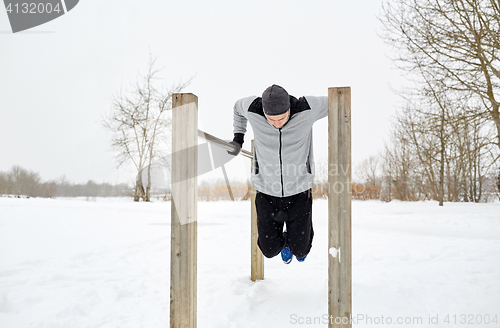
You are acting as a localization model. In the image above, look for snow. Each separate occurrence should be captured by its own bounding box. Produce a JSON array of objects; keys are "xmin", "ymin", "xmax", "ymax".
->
[
  {"xmin": 329, "ymin": 247, "xmax": 339, "ymax": 262},
  {"xmin": 1, "ymin": 197, "xmax": 499, "ymax": 327}
]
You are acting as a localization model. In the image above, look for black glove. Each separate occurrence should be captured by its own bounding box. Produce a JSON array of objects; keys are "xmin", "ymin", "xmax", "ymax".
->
[
  {"xmin": 227, "ymin": 141, "xmax": 242, "ymax": 156},
  {"xmin": 227, "ymin": 133, "xmax": 244, "ymax": 156}
]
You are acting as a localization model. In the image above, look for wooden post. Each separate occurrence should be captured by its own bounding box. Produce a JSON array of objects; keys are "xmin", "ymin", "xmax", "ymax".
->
[
  {"xmin": 328, "ymin": 87, "xmax": 352, "ymax": 328},
  {"xmin": 250, "ymin": 140, "xmax": 264, "ymax": 281},
  {"xmin": 170, "ymin": 93, "xmax": 198, "ymax": 328}
]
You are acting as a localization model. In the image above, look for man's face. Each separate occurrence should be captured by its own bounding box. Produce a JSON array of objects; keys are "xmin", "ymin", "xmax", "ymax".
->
[{"xmin": 265, "ymin": 110, "xmax": 290, "ymax": 129}]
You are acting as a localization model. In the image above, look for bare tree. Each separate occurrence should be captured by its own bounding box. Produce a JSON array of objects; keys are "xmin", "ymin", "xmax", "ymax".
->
[
  {"xmin": 103, "ymin": 55, "xmax": 191, "ymax": 201},
  {"xmin": 9, "ymin": 165, "xmax": 41, "ymax": 197},
  {"xmin": 0, "ymin": 171, "xmax": 12, "ymax": 195},
  {"xmin": 496, "ymin": 166, "xmax": 500, "ymax": 197},
  {"xmin": 355, "ymin": 155, "xmax": 380, "ymax": 187},
  {"xmin": 380, "ymin": 0, "xmax": 500, "ymax": 152},
  {"xmin": 354, "ymin": 155, "xmax": 382, "ymax": 200},
  {"xmin": 396, "ymin": 79, "xmax": 456, "ymax": 205},
  {"xmin": 380, "ymin": 143, "xmax": 396, "ymax": 202},
  {"xmin": 379, "ymin": 127, "xmax": 418, "ymax": 202}
]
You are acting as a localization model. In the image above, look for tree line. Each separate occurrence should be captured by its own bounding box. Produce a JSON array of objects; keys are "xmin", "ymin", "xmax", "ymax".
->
[
  {"xmin": 352, "ymin": 120, "xmax": 500, "ymax": 203},
  {"xmin": 0, "ymin": 165, "xmax": 131, "ymax": 198}
]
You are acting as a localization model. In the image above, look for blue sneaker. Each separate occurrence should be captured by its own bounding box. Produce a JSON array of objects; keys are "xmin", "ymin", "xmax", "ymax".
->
[
  {"xmin": 296, "ymin": 254, "xmax": 307, "ymax": 262},
  {"xmin": 281, "ymin": 246, "xmax": 293, "ymax": 264}
]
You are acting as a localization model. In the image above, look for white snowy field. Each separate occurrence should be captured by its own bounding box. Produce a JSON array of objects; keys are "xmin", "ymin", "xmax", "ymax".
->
[{"xmin": 0, "ymin": 197, "xmax": 499, "ymax": 328}]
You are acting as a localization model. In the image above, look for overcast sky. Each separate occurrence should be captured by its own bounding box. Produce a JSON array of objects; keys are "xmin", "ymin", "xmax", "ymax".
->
[{"xmin": 0, "ymin": 0, "xmax": 406, "ymax": 185}]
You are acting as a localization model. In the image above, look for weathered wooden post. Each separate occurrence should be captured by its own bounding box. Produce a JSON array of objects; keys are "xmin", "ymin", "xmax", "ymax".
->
[
  {"xmin": 170, "ymin": 93, "xmax": 198, "ymax": 328},
  {"xmin": 250, "ymin": 140, "xmax": 264, "ymax": 281},
  {"xmin": 328, "ymin": 87, "xmax": 352, "ymax": 328}
]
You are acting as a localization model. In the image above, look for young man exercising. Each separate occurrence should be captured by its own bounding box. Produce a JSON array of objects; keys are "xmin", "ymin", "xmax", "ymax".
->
[{"xmin": 229, "ymin": 84, "xmax": 328, "ymax": 264}]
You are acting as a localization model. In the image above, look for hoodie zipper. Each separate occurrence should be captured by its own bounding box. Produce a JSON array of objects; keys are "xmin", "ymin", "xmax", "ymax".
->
[{"xmin": 279, "ymin": 128, "xmax": 284, "ymax": 197}]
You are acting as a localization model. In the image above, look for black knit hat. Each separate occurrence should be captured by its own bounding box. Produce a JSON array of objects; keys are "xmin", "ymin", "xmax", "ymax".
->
[{"xmin": 262, "ymin": 84, "xmax": 290, "ymax": 115}]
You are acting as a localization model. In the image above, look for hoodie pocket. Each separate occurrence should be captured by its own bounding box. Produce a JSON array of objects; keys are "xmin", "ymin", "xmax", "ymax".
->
[{"xmin": 253, "ymin": 151, "xmax": 259, "ymax": 175}]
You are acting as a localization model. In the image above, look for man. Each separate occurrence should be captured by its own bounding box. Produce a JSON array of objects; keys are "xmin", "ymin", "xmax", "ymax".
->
[{"xmin": 229, "ymin": 84, "xmax": 328, "ymax": 264}]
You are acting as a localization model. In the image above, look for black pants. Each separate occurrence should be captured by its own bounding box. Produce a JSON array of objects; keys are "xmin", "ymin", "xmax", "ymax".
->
[{"xmin": 255, "ymin": 189, "xmax": 314, "ymax": 259}]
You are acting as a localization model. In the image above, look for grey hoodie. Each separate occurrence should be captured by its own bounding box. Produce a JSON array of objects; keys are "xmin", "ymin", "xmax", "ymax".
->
[{"xmin": 233, "ymin": 95, "xmax": 328, "ymax": 197}]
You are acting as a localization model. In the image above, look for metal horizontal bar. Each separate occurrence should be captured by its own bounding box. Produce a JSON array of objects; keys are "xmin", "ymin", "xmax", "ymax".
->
[{"xmin": 198, "ymin": 129, "xmax": 253, "ymax": 160}]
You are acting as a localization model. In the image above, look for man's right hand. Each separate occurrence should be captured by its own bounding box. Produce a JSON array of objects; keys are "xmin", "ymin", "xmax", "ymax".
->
[{"xmin": 227, "ymin": 141, "xmax": 242, "ymax": 156}]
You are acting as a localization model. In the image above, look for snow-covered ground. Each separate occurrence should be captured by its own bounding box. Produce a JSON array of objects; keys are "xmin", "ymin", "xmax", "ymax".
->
[{"xmin": 0, "ymin": 197, "xmax": 499, "ymax": 327}]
